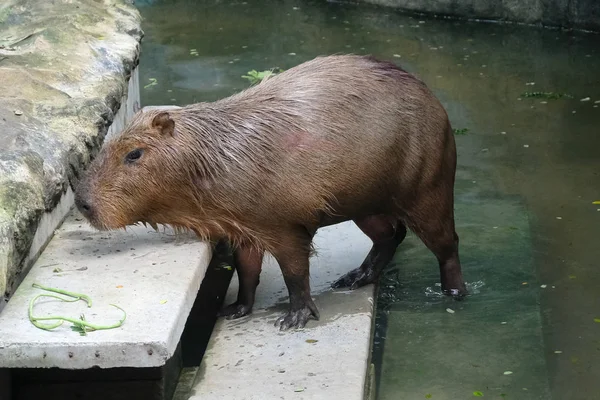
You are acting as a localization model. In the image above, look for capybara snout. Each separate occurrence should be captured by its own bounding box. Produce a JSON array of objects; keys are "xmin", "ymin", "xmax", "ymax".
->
[{"xmin": 76, "ymin": 54, "xmax": 466, "ymax": 330}]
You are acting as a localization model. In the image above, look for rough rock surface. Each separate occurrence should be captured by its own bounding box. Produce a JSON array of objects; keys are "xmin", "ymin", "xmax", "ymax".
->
[
  {"xmin": 0, "ymin": 0, "xmax": 142, "ymax": 306},
  {"xmin": 357, "ymin": 0, "xmax": 600, "ymax": 31}
]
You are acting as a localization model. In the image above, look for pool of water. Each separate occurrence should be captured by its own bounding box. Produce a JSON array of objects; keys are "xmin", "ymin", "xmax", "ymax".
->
[{"xmin": 136, "ymin": 1, "xmax": 600, "ymax": 398}]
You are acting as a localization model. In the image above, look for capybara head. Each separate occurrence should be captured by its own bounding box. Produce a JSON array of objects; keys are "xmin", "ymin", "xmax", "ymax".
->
[{"xmin": 75, "ymin": 109, "xmax": 196, "ymax": 231}]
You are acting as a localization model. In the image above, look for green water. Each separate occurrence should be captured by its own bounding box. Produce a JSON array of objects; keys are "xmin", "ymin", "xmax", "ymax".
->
[{"xmin": 136, "ymin": 1, "xmax": 600, "ymax": 399}]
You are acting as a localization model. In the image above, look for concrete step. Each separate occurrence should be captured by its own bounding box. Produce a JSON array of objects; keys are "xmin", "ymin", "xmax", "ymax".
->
[
  {"xmin": 184, "ymin": 221, "xmax": 377, "ymax": 400},
  {"xmin": 0, "ymin": 209, "xmax": 212, "ymax": 398}
]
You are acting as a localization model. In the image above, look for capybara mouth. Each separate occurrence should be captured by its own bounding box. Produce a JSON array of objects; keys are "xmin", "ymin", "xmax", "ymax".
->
[{"xmin": 76, "ymin": 212, "xmax": 110, "ymax": 231}]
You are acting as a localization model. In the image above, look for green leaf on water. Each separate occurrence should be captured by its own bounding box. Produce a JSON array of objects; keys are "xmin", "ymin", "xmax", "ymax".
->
[
  {"xmin": 453, "ymin": 128, "xmax": 469, "ymax": 135},
  {"xmin": 144, "ymin": 78, "xmax": 158, "ymax": 89},
  {"xmin": 521, "ymin": 91, "xmax": 573, "ymax": 100},
  {"xmin": 242, "ymin": 68, "xmax": 284, "ymax": 85},
  {"xmin": 594, "ymin": 318, "xmax": 600, "ymax": 323},
  {"xmin": 473, "ymin": 391, "xmax": 484, "ymax": 397},
  {"xmin": 425, "ymin": 394, "xmax": 432, "ymax": 399}
]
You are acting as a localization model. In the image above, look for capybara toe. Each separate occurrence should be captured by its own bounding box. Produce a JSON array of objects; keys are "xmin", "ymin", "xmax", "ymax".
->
[
  {"xmin": 331, "ymin": 267, "xmax": 375, "ymax": 290},
  {"xmin": 218, "ymin": 302, "xmax": 252, "ymax": 319},
  {"xmin": 275, "ymin": 307, "xmax": 319, "ymax": 330}
]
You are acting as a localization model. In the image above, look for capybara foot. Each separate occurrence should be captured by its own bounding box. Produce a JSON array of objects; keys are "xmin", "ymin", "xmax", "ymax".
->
[
  {"xmin": 331, "ymin": 267, "xmax": 374, "ymax": 290},
  {"xmin": 275, "ymin": 303, "xmax": 320, "ymax": 330},
  {"xmin": 442, "ymin": 281, "xmax": 468, "ymax": 300},
  {"xmin": 218, "ymin": 302, "xmax": 252, "ymax": 320}
]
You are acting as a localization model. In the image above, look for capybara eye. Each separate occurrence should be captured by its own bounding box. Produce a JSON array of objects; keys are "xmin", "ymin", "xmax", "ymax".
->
[{"xmin": 125, "ymin": 149, "xmax": 143, "ymax": 164}]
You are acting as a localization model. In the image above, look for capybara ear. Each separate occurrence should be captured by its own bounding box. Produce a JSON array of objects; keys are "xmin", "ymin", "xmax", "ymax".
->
[{"xmin": 151, "ymin": 112, "xmax": 175, "ymax": 137}]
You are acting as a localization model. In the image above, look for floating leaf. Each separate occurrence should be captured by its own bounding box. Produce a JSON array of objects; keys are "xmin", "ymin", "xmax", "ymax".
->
[
  {"xmin": 521, "ymin": 91, "xmax": 572, "ymax": 100},
  {"xmin": 144, "ymin": 78, "xmax": 158, "ymax": 89},
  {"xmin": 503, "ymin": 371, "xmax": 513, "ymax": 375},
  {"xmin": 594, "ymin": 318, "xmax": 600, "ymax": 323},
  {"xmin": 473, "ymin": 391, "xmax": 484, "ymax": 397},
  {"xmin": 453, "ymin": 128, "xmax": 469, "ymax": 135},
  {"xmin": 425, "ymin": 394, "xmax": 432, "ymax": 399},
  {"xmin": 592, "ymin": 201, "xmax": 600, "ymax": 205},
  {"xmin": 446, "ymin": 308, "xmax": 455, "ymax": 314},
  {"xmin": 294, "ymin": 388, "xmax": 304, "ymax": 392},
  {"xmin": 242, "ymin": 68, "xmax": 284, "ymax": 85}
]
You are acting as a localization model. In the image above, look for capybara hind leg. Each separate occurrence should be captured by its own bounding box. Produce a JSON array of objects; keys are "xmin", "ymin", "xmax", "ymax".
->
[
  {"xmin": 408, "ymin": 201, "xmax": 467, "ymax": 297},
  {"xmin": 218, "ymin": 245, "xmax": 264, "ymax": 319},
  {"xmin": 272, "ymin": 233, "xmax": 319, "ymax": 330},
  {"xmin": 332, "ymin": 215, "xmax": 407, "ymax": 290}
]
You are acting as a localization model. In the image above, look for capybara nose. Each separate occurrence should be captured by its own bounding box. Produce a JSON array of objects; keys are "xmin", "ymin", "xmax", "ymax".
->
[{"xmin": 74, "ymin": 196, "xmax": 94, "ymax": 220}]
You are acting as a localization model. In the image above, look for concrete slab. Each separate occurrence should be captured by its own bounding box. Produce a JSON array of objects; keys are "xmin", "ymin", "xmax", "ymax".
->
[
  {"xmin": 190, "ymin": 221, "xmax": 375, "ymax": 400},
  {"xmin": 0, "ymin": 209, "xmax": 212, "ymax": 370}
]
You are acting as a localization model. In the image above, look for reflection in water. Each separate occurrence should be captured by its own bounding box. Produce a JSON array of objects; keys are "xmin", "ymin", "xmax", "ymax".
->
[{"xmin": 137, "ymin": 1, "xmax": 600, "ymax": 399}]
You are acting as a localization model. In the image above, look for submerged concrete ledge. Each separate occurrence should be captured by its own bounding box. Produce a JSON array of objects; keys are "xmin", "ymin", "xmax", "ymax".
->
[{"xmin": 0, "ymin": 0, "xmax": 143, "ymax": 308}]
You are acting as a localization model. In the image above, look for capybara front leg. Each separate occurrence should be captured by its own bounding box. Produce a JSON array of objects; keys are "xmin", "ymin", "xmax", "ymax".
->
[
  {"xmin": 332, "ymin": 215, "xmax": 406, "ymax": 290},
  {"xmin": 272, "ymin": 234, "xmax": 319, "ymax": 330},
  {"xmin": 218, "ymin": 245, "xmax": 264, "ymax": 319}
]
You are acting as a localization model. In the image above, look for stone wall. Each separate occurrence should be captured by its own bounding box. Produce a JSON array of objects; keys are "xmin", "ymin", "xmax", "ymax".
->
[
  {"xmin": 355, "ymin": 0, "xmax": 600, "ymax": 31},
  {"xmin": 0, "ymin": 0, "xmax": 143, "ymax": 308}
]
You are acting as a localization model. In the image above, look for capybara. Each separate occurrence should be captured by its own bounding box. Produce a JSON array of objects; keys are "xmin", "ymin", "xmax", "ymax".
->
[{"xmin": 74, "ymin": 54, "xmax": 466, "ymax": 330}]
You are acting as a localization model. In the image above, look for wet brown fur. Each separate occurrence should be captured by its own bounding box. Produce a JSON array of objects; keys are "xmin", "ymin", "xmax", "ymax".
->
[{"xmin": 75, "ymin": 54, "xmax": 465, "ymax": 329}]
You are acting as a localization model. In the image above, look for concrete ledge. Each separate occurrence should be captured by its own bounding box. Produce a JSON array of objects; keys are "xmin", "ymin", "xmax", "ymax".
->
[
  {"xmin": 190, "ymin": 221, "xmax": 375, "ymax": 400},
  {"xmin": 0, "ymin": 210, "xmax": 212, "ymax": 370}
]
